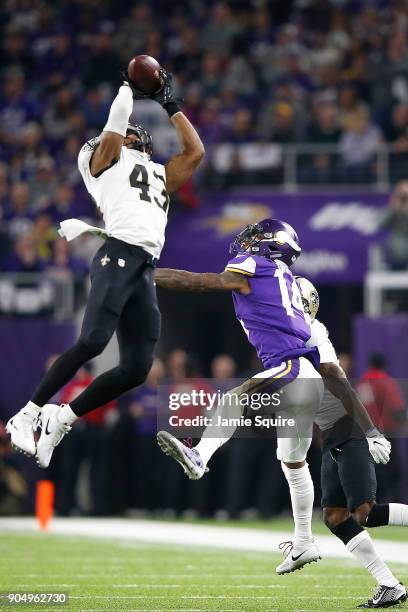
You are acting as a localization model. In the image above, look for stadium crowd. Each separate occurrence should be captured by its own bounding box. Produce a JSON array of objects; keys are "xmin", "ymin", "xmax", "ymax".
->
[{"xmin": 1, "ymin": 0, "xmax": 408, "ymax": 277}]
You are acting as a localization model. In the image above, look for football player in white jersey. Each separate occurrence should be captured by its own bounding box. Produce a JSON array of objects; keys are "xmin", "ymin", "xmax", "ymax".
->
[
  {"xmin": 281, "ymin": 278, "xmax": 407, "ymax": 608},
  {"xmin": 6, "ymin": 69, "xmax": 204, "ymax": 468}
]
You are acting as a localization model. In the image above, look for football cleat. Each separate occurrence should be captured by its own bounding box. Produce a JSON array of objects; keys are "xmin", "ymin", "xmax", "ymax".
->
[
  {"xmin": 276, "ymin": 540, "xmax": 321, "ymax": 575},
  {"xmin": 157, "ymin": 431, "xmax": 208, "ymax": 480},
  {"xmin": 358, "ymin": 583, "xmax": 407, "ymax": 608},
  {"xmin": 6, "ymin": 409, "xmax": 38, "ymax": 456},
  {"xmin": 36, "ymin": 404, "xmax": 71, "ymax": 469}
]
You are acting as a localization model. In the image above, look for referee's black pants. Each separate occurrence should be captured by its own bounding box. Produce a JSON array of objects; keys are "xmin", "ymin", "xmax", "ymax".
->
[{"xmin": 31, "ymin": 238, "xmax": 161, "ymax": 416}]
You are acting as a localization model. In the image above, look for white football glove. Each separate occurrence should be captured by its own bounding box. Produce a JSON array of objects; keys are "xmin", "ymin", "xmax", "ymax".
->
[{"xmin": 367, "ymin": 434, "xmax": 391, "ymax": 464}]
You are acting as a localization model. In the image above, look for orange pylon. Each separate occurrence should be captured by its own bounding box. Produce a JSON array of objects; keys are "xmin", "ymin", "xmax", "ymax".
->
[{"xmin": 35, "ymin": 480, "xmax": 55, "ymax": 530}]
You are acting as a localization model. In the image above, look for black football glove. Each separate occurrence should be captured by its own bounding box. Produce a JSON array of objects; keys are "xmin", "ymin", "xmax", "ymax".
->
[
  {"xmin": 150, "ymin": 69, "xmax": 181, "ymax": 117},
  {"xmin": 121, "ymin": 70, "xmax": 149, "ymax": 101}
]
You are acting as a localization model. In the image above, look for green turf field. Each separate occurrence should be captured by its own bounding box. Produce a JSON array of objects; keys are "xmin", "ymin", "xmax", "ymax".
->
[
  {"xmin": 1, "ymin": 532, "xmax": 408, "ymax": 612},
  {"xmin": 165, "ymin": 516, "xmax": 408, "ymax": 542}
]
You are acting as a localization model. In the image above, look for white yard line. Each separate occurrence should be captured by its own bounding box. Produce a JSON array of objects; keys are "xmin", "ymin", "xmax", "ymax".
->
[{"xmin": 1, "ymin": 517, "xmax": 407, "ymax": 565}]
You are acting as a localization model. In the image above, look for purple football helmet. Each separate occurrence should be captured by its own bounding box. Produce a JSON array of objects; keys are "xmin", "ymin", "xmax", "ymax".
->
[{"xmin": 229, "ymin": 218, "xmax": 301, "ymax": 267}]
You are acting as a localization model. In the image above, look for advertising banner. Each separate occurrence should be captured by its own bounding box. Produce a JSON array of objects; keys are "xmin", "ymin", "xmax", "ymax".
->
[{"xmin": 160, "ymin": 191, "xmax": 388, "ymax": 283}]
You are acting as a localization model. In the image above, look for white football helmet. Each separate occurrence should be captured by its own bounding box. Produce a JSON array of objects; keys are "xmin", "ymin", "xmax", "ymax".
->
[{"xmin": 295, "ymin": 276, "xmax": 319, "ymax": 321}]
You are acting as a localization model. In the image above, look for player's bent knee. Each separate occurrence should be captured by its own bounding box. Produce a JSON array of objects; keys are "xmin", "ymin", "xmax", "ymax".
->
[
  {"xmin": 323, "ymin": 507, "xmax": 349, "ymax": 530},
  {"xmin": 78, "ymin": 331, "xmax": 111, "ymax": 358},
  {"xmin": 277, "ymin": 436, "xmax": 311, "ymax": 464},
  {"xmin": 351, "ymin": 502, "xmax": 374, "ymax": 526},
  {"xmin": 71, "ymin": 338, "xmax": 104, "ymax": 361},
  {"xmin": 120, "ymin": 360, "xmax": 152, "ymax": 389}
]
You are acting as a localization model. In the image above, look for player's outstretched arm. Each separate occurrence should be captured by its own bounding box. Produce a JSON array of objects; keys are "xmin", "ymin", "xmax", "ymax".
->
[
  {"xmin": 318, "ymin": 362, "xmax": 376, "ymax": 433},
  {"xmin": 155, "ymin": 268, "xmax": 250, "ymax": 294},
  {"xmin": 90, "ymin": 84, "xmax": 133, "ymax": 177},
  {"xmin": 165, "ymin": 113, "xmax": 205, "ymax": 193},
  {"xmin": 149, "ymin": 70, "xmax": 204, "ymax": 192}
]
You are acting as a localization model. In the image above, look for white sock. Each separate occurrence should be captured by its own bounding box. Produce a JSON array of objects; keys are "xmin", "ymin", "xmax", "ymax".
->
[
  {"xmin": 57, "ymin": 404, "xmax": 77, "ymax": 426},
  {"xmin": 389, "ymin": 503, "xmax": 408, "ymax": 527},
  {"xmin": 22, "ymin": 401, "xmax": 41, "ymax": 416},
  {"xmin": 281, "ymin": 461, "xmax": 314, "ymax": 547},
  {"xmin": 195, "ymin": 436, "xmax": 229, "ymax": 465},
  {"xmin": 195, "ymin": 387, "xmax": 244, "ymax": 466},
  {"xmin": 347, "ymin": 531, "xmax": 399, "ymax": 588}
]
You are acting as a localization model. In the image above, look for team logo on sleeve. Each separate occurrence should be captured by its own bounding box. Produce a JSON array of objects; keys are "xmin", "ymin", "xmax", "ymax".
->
[{"xmin": 101, "ymin": 254, "xmax": 110, "ymax": 266}]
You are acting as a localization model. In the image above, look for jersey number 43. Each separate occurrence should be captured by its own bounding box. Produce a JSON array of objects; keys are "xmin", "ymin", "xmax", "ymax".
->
[{"xmin": 130, "ymin": 163, "xmax": 169, "ymax": 213}]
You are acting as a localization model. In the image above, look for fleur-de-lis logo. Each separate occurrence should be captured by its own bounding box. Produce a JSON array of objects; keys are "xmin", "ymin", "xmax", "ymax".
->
[{"xmin": 101, "ymin": 254, "xmax": 110, "ymax": 267}]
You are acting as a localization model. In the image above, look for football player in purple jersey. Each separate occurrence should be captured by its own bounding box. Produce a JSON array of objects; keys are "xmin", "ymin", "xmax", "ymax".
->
[{"xmin": 155, "ymin": 218, "xmax": 382, "ymax": 573}]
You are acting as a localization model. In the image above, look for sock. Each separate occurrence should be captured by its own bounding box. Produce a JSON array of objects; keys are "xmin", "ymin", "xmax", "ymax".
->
[
  {"xmin": 57, "ymin": 404, "xmax": 77, "ymax": 426},
  {"xmin": 367, "ymin": 503, "xmax": 408, "ymax": 527},
  {"xmin": 281, "ymin": 462, "xmax": 314, "ymax": 547},
  {"xmin": 195, "ymin": 387, "xmax": 244, "ymax": 465},
  {"xmin": 346, "ymin": 530, "xmax": 399, "ymax": 588},
  {"xmin": 366, "ymin": 504, "xmax": 389, "ymax": 527},
  {"xmin": 195, "ymin": 437, "xmax": 229, "ymax": 465},
  {"xmin": 331, "ymin": 516, "xmax": 363, "ymax": 544},
  {"xmin": 22, "ymin": 401, "xmax": 41, "ymax": 416},
  {"xmin": 389, "ymin": 503, "xmax": 408, "ymax": 527}
]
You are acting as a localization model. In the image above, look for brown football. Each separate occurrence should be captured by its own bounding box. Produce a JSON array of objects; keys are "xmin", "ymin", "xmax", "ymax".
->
[{"xmin": 127, "ymin": 55, "xmax": 162, "ymax": 94}]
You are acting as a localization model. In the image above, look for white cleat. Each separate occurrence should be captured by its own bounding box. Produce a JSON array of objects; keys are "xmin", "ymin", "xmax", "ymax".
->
[
  {"xmin": 157, "ymin": 431, "xmax": 208, "ymax": 480},
  {"xmin": 36, "ymin": 404, "xmax": 71, "ymax": 469},
  {"xmin": 276, "ymin": 540, "xmax": 321, "ymax": 575},
  {"xmin": 6, "ymin": 409, "xmax": 38, "ymax": 456}
]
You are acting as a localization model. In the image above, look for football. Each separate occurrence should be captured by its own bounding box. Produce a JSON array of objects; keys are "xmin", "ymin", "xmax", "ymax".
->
[{"xmin": 127, "ymin": 54, "xmax": 163, "ymax": 94}]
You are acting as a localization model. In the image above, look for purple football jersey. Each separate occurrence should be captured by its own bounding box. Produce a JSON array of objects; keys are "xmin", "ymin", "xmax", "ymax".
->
[{"xmin": 226, "ymin": 255, "xmax": 319, "ymax": 369}]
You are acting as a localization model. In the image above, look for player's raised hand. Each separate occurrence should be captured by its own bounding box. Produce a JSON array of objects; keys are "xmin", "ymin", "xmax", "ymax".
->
[
  {"xmin": 367, "ymin": 432, "xmax": 391, "ymax": 464},
  {"xmin": 150, "ymin": 69, "xmax": 174, "ymax": 105},
  {"xmin": 150, "ymin": 69, "xmax": 181, "ymax": 117},
  {"xmin": 121, "ymin": 70, "xmax": 149, "ymax": 100}
]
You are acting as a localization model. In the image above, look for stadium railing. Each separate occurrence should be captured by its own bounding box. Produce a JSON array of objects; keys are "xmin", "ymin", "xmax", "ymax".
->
[
  {"xmin": 210, "ymin": 143, "xmax": 405, "ymax": 189},
  {"xmin": 0, "ymin": 273, "xmax": 74, "ymax": 319}
]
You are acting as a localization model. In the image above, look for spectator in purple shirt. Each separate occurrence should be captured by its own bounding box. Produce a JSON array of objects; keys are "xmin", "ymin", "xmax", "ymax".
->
[
  {"xmin": 44, "ymin": 184, "xmax": 94, "ymax": 224},
  {"xmin": 1, "ymin": 233, "xmax": 45, "ymax": 273},
  {"xmin": 3, "ymin": 181, "xmax": 34, "ymax": 241},
  {"xmin": 0, "ymin": 69, "xmax": 38, "ymax": 147},
  {"xmin": 80, "ymin": 89, "xmax": 111, "ymax": 132},
  {"xmin": 35, "ymin": 32, "xmax": 77, "ymax": 91},
  {"xmin": 83, "ymin": 30, "xmax": 122, "ymax": 89},
  {"xmin": 45, "ymin": 236, "xmax": 88, "ymax": 279},
  {"xmin": 55, "ymin": 134, "xmax": 83, "ymax": 187},
  {"xmin": 339, "ymin": 104, "xmax": 382, "ymax": 182},
  {"xmin": 0, "ymin": 29, "xmax": 35, "ymax": 75},
  {"xmin": 222, "ymin": 109, "xmax": 257, "ymax": 144}
]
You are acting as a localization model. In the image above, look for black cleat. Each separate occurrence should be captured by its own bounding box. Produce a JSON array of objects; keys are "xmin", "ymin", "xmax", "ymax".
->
[{"xmin": 358, "ymin": 584, "xmax": 407, "ymax": 608}]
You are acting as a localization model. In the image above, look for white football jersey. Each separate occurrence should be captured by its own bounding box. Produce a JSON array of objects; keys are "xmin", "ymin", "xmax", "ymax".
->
[
  {"xmin": 78, "ymin": 139, "xmax": 169, "ymax": 259},
  {"xmin": 306, "ymin": 318, "xmax": 347, "ymax": 431}
]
